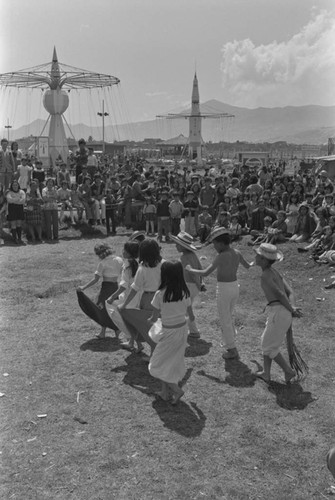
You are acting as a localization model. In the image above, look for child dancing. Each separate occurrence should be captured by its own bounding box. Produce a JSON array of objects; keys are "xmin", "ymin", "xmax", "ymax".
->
[
  {"xmin": 77, "ymin": 243, "xmax": 123, "ymax": 339},
  {"xmin": 148, "ymin": 261, "xmax": 195, "ymax": 404},
  {"xmin": 186, "ymin": 227, "xmax": 253, "ymax": 359},
  {"xmin": 171, "ymin": 231, "xmax": 203, "ymax": 338},
  {"xmin": 254, "ymin": 243, "xmax": 304, "ymax": 383},
  {"xmin": 106, "ymin": 241, "xmax": 142, "ymax": 351}
]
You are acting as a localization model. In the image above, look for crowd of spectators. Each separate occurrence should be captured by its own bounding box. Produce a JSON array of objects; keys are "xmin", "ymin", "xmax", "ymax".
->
[{"xmin": 1, "ymin": 137, "xmax": 335, "ymax": 262}]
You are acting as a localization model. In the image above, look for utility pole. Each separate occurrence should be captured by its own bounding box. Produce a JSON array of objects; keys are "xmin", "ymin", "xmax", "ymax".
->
[
  {"xmin": 97, "ymin": 100, "xmax": 109, "ymax": 154},
  {"xmin": 4, "ymin": 118, "xmax": 12, "ymax": 141}
]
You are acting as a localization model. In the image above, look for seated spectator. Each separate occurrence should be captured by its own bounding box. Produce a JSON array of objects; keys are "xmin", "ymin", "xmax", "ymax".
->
[
  {"xmin": 267, "ymin": 210, "xmax": 287, "ymax": 245},
  {"xmin": 289, "ymin": 202, "xmax": 316, "ymax": 243},
  {"xmin": 248, "ymin": 215, "xmax": 273, "ymax": 245},
  {"xmin": 70, "ymin": 183, "xmax": 84, "ymax": 222},
  {"xmin": 250, "ymin": 198, "xmax": 276, "ymax": 233},
  {"xmin": 229, "ymin": 213, "xmax": 242, "ymax": 241},
  {"xmin": 58, "ymin": 180, "xmax": 74, "ymax": 225},
  {"xmin": 197, "ymin": 205, "xmax": 213, "ymax": 243}
]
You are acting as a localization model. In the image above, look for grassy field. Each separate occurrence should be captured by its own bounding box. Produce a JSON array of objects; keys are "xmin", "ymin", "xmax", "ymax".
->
[{"xmin": 0, "ymin": 226, "xmax": 334, "ymax": 500}]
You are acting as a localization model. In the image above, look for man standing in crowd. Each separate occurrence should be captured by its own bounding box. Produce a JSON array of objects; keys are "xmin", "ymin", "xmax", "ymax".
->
[
  {"xmin": 0, "ymin": 138, "xmax": 16, "ymax": 189},
  {"xmin": 75, "ymin": 139, "xmax": 88, "ymax": 183}
]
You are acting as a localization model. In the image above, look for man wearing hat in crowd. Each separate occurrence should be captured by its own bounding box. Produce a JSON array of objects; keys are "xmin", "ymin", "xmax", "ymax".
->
[
  {"xmin": 253, "ymin": 243, "xmax": 302, "ymax": 383},
  {"xmin": 186, "ymin": 227, "xmax": 253, "ymax": 359}
]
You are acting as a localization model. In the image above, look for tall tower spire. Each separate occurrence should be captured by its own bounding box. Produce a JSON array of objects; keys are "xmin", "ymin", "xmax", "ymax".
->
[{"xmin": 189, "ymin": 72, "xmax": 202, "ymax": 164}]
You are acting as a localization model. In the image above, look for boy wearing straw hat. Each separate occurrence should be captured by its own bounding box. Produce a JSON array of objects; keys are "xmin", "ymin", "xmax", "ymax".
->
[
  {"xmin": 254, "ymin": 243, "xmax": 303, "ymax": 383},
  {"xmin": 186, "ymin": 227, "xmax": 253, "ymax": 359}
]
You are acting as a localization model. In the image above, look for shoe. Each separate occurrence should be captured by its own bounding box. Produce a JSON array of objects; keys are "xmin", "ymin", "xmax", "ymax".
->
[
  {"xmin": 96, "ymin": 220, "xmax": 101, "ymax": 225},
  {"xmin": 297, "ymin": 247, "xmax": 308, "ymax": 253},
  {"xmin": 325, "ymin": 282, "xmax": 335, "ymax": 290},
  {"xmin": 101, "ymin": 219, "xmax": 106, "ymax": 225},
  {"xmin": 222, "ymin": 348, "xmax": 239, "ymax": 360}
]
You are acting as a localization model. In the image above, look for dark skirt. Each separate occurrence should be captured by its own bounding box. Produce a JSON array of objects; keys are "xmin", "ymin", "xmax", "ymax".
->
[
  {"xmin": 76, "ymin": 281, "xmax": 119, "ymax": 330},
  {"xmin": 119, "ymin": 291, "xmax": 156, "ymax": 344},
  {"xmin": 7, "ymin": 203, "xmax": 24, "ymax": 221},
  {"xmin": 25, "ymin": 208, "xmax": 42, "ymax": 225}
]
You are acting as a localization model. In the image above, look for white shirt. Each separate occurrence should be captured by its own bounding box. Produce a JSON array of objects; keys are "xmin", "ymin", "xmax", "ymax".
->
[
  {"xmin": 95, "ymin": 255, "xmax": 123, "ymax": 280},
  {"xmin": 131, "ymin": 261, "xmax": 163, "ymax": 292},
  {"xmin": 151, "ymin": 290, "xmax": 191, "ymax": 326}
]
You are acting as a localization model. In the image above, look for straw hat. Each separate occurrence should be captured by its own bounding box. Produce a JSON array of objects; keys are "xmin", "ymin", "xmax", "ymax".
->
[
  {"xmin": 128, "ymin": 230, "xmax": 146, "ymax": 242},
  {"xmin": 209, "ymin": 227, "xmax": 231, "ymax": 242},
  {"xmin": 255, "ymin": 243, "xmax": 283, "ymax": 262},
  {"xmin": 327, "ymin": 447, "xmax": 335, "ymax": 478},
  {"xmin": 170, "ymin": 231, "xmax": 197, "ymax": 251}
]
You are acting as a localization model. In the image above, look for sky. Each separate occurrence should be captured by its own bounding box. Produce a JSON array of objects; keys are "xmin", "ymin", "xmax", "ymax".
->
[{"xmin": 0, "ymin": 0, "xmax": 335, "ymax": 136}]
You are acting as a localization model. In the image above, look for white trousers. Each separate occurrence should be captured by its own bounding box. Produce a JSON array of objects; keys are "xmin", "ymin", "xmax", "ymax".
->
[
  {"xmin": 216, "ymin": 281, "xmax": 239, "ymax": 350},
  {"xmin": 261, "ymin": 304, "xmax": 292, "ymax": 359},
  {"xmin": 187, "ymin": 282, "xmax": 200, "ymax": 334}
]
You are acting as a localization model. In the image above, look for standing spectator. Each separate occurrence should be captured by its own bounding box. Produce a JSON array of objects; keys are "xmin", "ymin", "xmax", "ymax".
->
[
  {"xmin": 78, "ymin": 177, "xmax": 95, "ymax": 224},
  {"xmin": 42, "ymin": 178, "xmax": 59, "ymax": 242},
  {"xmin": 200, "ymin": 177, "xmax": 216, "ymax": 215},
  {"xmin": 74, "ymin": 138, "xmax": 88, "ymax": 182},
  {"xmin": 105, "ymin": 189, "xmax": 117, "ymax": 236},
  {"xmin": 183, "ymin": 190, "xmax": 199, "ymax": 237},
  {"xmin": 169, "ymin": 191, "xmax": 184, "ymax": 236},
  {"xmin": 16, "ymin": 157, "xmax": 32, "ymax": 192},
  {"xmin": 0, "ymin": 183, "xmax": 7, "ymax": 245},
  {"xmin": 87, "ymin": 147, "xmax": 98, "ymax": 179},
  {"xmin": 56, "ymin": 162, "xmax": 71, "ymax": 188},
  {"xmin": 143, "ymin": 196, "xmax": 157, "ymax": 235},
  {"xmin": 11, "ymin": 141, "xmax": 22, "ymax": 169},
  {"xmin": 156, "ymin": 190, "xmax": 171, "ymax": 242},
  {"xmin": 32, "ymin": 161, "xmax": 46, "ymax": 193},
  {"xmin": 25, "ymin": 180, "xmax": 44, "ymax": 243},
  {"xmin": 6, "ymin": 179, "xmax": 26, "ymax": 244},
  {"xmin": 0, "ymin": 138, "xmax": 16, "ymax": 189},
  {"xmin": 91, "ymin": 173, "xmax": 106, "ymax": 225}
]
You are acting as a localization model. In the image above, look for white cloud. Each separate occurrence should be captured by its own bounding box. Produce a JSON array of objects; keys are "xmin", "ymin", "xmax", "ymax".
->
[{"xmin": 220, "ymin": 10, "xmax": 335, "ymax": 107}]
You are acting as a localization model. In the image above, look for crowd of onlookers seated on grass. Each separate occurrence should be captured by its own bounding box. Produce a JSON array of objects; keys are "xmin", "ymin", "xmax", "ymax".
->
[{"xmin": 1, "ymin": 138, "xmax": 335, "ymax": 268}]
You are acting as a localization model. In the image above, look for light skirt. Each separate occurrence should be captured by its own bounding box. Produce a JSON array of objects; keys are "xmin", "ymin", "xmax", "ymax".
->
[
  {"xmin": 261, "ymin": 304, "xmax": 292, "ymax": 359},
  {"xmin": 149, "ymin": 323, "xmax": 188, "ymax": 384}
]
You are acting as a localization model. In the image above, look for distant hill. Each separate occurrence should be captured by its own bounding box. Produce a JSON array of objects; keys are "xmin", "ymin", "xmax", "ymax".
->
[{"xmin": 11, "ymin": 101, "xmax": 335, "ymax": 145}]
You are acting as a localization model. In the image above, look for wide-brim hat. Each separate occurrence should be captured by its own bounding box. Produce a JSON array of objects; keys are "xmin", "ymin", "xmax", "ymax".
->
[
  {"xmin": 254, "ymin": 243, "xmax": 283, "ymax": 262},
  {"xmin": 209, "ymin": 227, "xmax": 231, "ymax": 242},
  {"xmin": 170, "ymin": 231, "xmax": 197, "ymax": 251},
  {"xmin": 128, "ymin": 230, "xmax": 146, "ymax": 242}
]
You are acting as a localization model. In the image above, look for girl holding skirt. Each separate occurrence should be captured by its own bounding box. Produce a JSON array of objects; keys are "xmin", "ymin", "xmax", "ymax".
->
[{"xmin": 148, "ymin": 261, "xmax": 195, "ymax": 404}]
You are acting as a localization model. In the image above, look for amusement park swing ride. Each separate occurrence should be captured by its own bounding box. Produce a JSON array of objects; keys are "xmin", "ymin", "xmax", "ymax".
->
[{"xmin": 0, "ymin": 47, "xmax": 123, "ymax": 165}]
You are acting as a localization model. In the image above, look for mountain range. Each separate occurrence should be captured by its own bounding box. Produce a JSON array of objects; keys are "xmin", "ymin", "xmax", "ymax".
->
[{"xmin": 11, "ymin": 100, "xmax": 335, "ymax": 145}]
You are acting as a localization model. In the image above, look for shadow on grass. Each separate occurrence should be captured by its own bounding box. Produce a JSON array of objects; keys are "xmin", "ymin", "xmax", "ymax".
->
[
  {"xmin": 152, "ymin": 400, "xmax": 206, "ymax": 437},
  {"xmin": 80, "ymin": 337, "xmax": 121, "ymax": 352},
  {"xmin": 267, "ymin": 381, "xmax": 315, "ymax": 410},
  {"xmin": 224, "ymin": 358, "xmax": 257, "ymax": 388},
  {"xmin": 185, "ymin": 338, "xmax": 212, "ymax": 358},
  {"xmin": 110, "ymin": 352, "xmax": 158, "ymax": 393}
]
